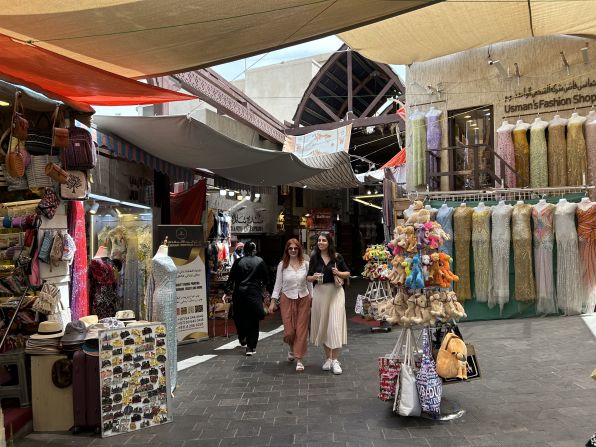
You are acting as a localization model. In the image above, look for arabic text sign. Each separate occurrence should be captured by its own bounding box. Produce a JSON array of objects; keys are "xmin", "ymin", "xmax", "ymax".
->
[
  {"xmin": 503, "ymin": 77, "xmax": 596, "ymax": 114},
  {"xmin": 283, "ymin": 124, "xmax": 352, "ymax": 158},
  {"xmin": 157, "ymin": 225, "xmax": 208, "ymax": 342},
  {"xmin": 232, "ymin": 208, "xmax": 266, "ymax": 234}
]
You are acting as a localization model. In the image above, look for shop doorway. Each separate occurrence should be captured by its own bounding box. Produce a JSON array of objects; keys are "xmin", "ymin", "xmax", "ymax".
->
[{"xmin": 447, "ymin": 105, "xmax": 494, "ymax": 190}]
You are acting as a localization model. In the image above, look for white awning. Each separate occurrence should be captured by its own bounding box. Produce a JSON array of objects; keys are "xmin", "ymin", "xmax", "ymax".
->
[
  {"xmin": 92, "ymin": 115, "xmax": 324, "ymax": 186},
  {"xmin": 340, "ymin": 0, "xmax": 596, "ymax": 65},
  {"xmin": 0, "ymin": 1, "xmax": 433, "ymax": 78},
  {"xmin": 288, "ymin": 152, "xmax": 362, "ymax": 190}
]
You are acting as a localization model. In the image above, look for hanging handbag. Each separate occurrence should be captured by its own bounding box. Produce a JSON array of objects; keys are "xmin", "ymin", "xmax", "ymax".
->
[
  {"xmin": 25, "ymin": 114, "xmax": 53, "ymax": 155},
  {"xmin": 36, "ymin": 188, "xmax": 61, "ymax": 220},
  {"xmin": 415, "ymin": 328, "xmax": 442, "ymax": 414},
  {"xmin": 5, "ymin": 138, "xmax": 26, "ymax": 178},
  {"xmin": 378, "ymin": 328, "xmax": 407, "ymax": 401},
  {"xmin": 26, "ymin": 155, "xmax": 61, "ymax": 188},
  {"xmin": 49, "ymin": 230, "xmax": 65, "ymax": 267},
  {"xmin": 396, "ymin": 329, "xmax": 421, "ymax": 417},
  {"xmin": 436, "ymin": 325, "xmax": 481, "ymax": 383},
  {"xmin": 60, "ymin": 170, "xmax": 89, "ymax": 200},
  {"xmin": 38, "ymin": 230, "xmax": 55, "ymax": 264},
  {"xmin": 32, "ymin": 281, "xmax": 61, "ymax": 315},
  {"xmin": 11, "ymin": 91, "xmax": 29, "ymax": 142},
  {"xmin": 435, "ymin": 332, "xmax": 468, "ymax": 380},
  {"xmin": 47, "ymin": 298, "xmax": 71, "ymax": 327},
  {"xmin": 62, "ymin": 126, "xmax": 96, "ymax": 170},
  {"xmin": 355, "ymin": 293, "xmax": 365, "ymax": 315},
  {"xmin": 51, "ymin": 106, "xmax": 69, "ymax": 148}
]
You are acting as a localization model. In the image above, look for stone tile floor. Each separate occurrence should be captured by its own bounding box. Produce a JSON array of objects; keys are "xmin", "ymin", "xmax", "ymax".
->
[{"xmin": 16, "ymin": 283, "xmax": 596, "ymax": 447}]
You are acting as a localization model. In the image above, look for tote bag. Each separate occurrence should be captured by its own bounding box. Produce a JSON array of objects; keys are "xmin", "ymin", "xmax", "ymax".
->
[{"xmin": 395, "ymin": 329, "xmax": 421, "ymax": 417}]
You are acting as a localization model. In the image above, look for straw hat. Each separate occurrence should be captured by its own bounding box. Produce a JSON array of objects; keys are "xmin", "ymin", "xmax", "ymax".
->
[
  {"xmin": 125, "ymin": 320, "xmax": 151, "ymax": 327},
  {"xmin": 30, "ymin": 321, "xmax": 65, "ymax": 339},
  {"xmin": 99, "ymin": 317, "xmax": 125, "ymax": 329},
  {"xmin": 115, "ymin": 310, "xmax": 136, "ymax": 322},
  {"xmin": 79, "ymin": 315, "xmax": 99, "ymax": 326},
  {"xmin": 85, "ymin": 323, "xmax": 107, "ymax": 340}
]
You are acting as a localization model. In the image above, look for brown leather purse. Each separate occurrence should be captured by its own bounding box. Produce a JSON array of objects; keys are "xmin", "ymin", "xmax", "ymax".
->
[
  {"xmin": 51, "ymin": 106, "xmax": 69, "ymax": 148},
  {"xmin": 11, "ymin": 91, "xmax": 28, "ymax": 141},
  {"xmin": 45, "ymin": 161, "xmax": 68, "ymax": 184}
]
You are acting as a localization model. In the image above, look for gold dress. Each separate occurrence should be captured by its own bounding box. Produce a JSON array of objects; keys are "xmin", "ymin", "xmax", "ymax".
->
[
  {"xmin": 453, "ymin": 206, "xmax": 474, "ymax": 301},
  {"xmin": 512, "ymin": 203, "xmax": 535, "ymax": 302},
  {"xmin": 513, "ymin": 127, "xmax": 530, "ymax": 187},
  {"xmin": 547, "ymin": 122, "xmax": 567, "ymax": 186},
  {"xmin": 472, "ymin": 208, "xmax": 492, "ymax": 303},
  {"xmin": 566, "ymin": 118, "xmax": 587, "ymax": 186}
]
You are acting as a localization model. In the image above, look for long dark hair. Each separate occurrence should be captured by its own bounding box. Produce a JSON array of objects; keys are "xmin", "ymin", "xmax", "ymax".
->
[
  {"xmin": 281, "ymin": 238, "xmax": 304, "ymax": 269},
  {"xmin": 243, "ymin": 241, "xmax": 257, "ymax": 256},
  {"xmin": 313, "ymin": 231, "xmax": 336, "ymax": 261}
]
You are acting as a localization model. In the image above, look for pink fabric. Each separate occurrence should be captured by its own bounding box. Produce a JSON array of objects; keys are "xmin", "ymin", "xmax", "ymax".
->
[
  {"xmin": 497, "ymin": 130, "xmax": 516, "ymax": 188},
  {"xmin": 68, "ymin": 201, "xmax": 89, "ymax": 319}
]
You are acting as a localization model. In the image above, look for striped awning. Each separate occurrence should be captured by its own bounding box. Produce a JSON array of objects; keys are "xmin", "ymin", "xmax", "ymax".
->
[
  {"xmin": 91, "ymin": 127, "xmax": 194, "ymax": 185},
  {"xmin": 289, "ymin": 152, "xmax": 362, "ymax": 190}
]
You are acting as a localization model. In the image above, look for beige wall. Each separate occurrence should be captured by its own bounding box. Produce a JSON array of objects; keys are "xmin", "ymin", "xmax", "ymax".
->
[{"xmin": 405, "ymin": 35, "xmax": 596, "ymax": 191}]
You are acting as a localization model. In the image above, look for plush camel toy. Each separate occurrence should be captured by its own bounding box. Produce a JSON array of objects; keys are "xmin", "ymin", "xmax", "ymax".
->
[
  {"xmin": 389, "ymin": 256, "xmax": 407, "ymax": 286},
  {"xmin": 405, "ymin": 200, "xmax": 431, "ymax": 225},
  {"xmin": 401, "ymin": 294, "xmax": 418, "ymax": 326},
  {"xmin": 405, "ymin": 255, "xmax": 425, "ymax": 290},
  {"xmin": 428, "ymin": 252, "xmax": 442, "ymax": 286},
  {"xmin": 429, "ymin": 292, "xmax": 445, "ymax": 319},
  {"xmin": 420, "ymin": 254, "xmax": 431, "ymax": 284},
  {"xmin": 438, "ymin": 252, "xmax": 459, "ymax": 288},
  {"xmin": 415, "ymin": 223, "xmax": 427, "ymax": 250},
  {"xmin": 404, "ymin": 226, "xmax": 417, "ymax": 253},
  {"xmin": 412, "ymin": 293, "xmax": 433, "ymax": 326},
  {"xmin": 446, "ymin": 291, "xmax": 467, "ymax": 319},
  {"xmin": 387, "ymin": 291, "xmax": 409, "ymax": 325}
]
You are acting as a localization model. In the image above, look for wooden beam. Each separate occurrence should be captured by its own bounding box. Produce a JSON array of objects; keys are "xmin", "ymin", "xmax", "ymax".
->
[
  {"xmin": 347, "ymin": 51, "xmax": 353, "ymax": 118},
  {"xmin": 338, "ymin": 70, "xmax": 377, "ymax": 117},
  {"xmin": 303, "ymin": 106, "xmax": 330, "ymax": 124},
  {"xmin": 309, "ymin": 94, "xmax": 340, "ymax": 121},
  {"xmin": 361, "ymin": 80, "xmax": 396, "ymax": 118},
  {"xmin": 285, "ymin": 114, "xmax": 404, "ymax": 136}
]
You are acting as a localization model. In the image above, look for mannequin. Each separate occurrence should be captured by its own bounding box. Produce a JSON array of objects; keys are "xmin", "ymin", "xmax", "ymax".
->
[
  {"xmin": 555, "ymin": 198, "xmax": 583, "ymax": 314},
  {"xmin": 94, "ymin": 245, "xmax": 108, "ymax": 258},
  {"xmin": 578, "ymin": 197, "xmax": 594, "ymax": 211},
  {"xmin": 516, "ymin": 200, "xmax": 524, "ymax": 205},
  {"xmin": 532, "ymin": 116, "xmax": 548, "ymax": 128},
  {"xmin": 513, "ymin": 120, "xmax": 531, "ymax": 187},
  {"xmin": 585, "ymin": 109, "xmax": 596, "ymax": 124},
  {"xmin": 410, "ymin": 105, "xmax": 427, "ymax": 187},
  {"xmin": 535, "ymin": 198, "xmax": 548, "ymax": 210},
  {"xmin": 424, "ymin": 204, "xmax": 438, "ymax": 221},
  {"xmin": 475, "ymin": 201, "xmax": 486, "ymax": 211},
  {"xmin": 453, "ymin": 203, "xmax": 474, "ymax": 300},
  {"xmin": 436, "ymin": 202, "xmax": 454, "ymax": 257},
  {"xmin": 497, "ymin": 120, "xmax": 514, "ymax": 132},
  {"xmin": 558, "ymin": 198, "xmax": 568, "ymax": 205},
  {"xmin": 548, "ymin": 114, "xmax": 569, "ymax": 186},
  {"xmin": 512, "ymin": 201, "xmax": 535, "ymax": 302},
  {"xmin": 530, "ymin": 117, "xmax": 548, "ymax": 187},
  {"xmin": 496, "ymin": 120, "xmax": 516, "ymax": 187},
  {"xmin": 570, "ymin": 111, "xmax": 580, "ymax": 120},
  {"xmin": 145, "ymin": 237, "xmax": 178, "ymax": 393},
  {"xmin": 472, "ymin": 201, "xmax": 492, "ymax": 303},
  {"xmin": 459, "ymin": 202, "xmax": 467, "ymax": 207},
  {"xmin": 532, "ymin": 199, "xmax": 556, "ymax": 314},
  {"xmin": 515, "ymin": 119, "xmax": 531, "ymax": 130},
  {"xmin": 576, "ymin": 195, "xmax": 596, "ymax": 314},
  {"xmin": 497, "ymin": 200, "xmax": 506, "ymax": 206},
  {"xmin": 440, "ymin": 203, "xmax": 449, "ymax": 209},
  {"xmin": 490, "ymin": 200, "xmax": 513, "ymax": 311}
]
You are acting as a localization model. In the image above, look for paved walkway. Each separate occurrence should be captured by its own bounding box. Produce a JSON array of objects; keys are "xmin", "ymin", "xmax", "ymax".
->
[{"xmin": 17, "ymin": 282, "xmax": 596, "ymax": 447}]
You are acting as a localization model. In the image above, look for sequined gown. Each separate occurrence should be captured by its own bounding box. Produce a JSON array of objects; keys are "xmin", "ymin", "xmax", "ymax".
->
[
  {"xmin": 490, "ymin": 204, "xmax": 513, "ymax": 310},
  {"xmin": 531, "ymin": 204, "xmax": 557, "ymax": 314},
  {"xmin": 576, "ymin": 204, "xmax": 596, "ymax": 313},
  {"xmin": 410, "ymin": 113, "xmax": 427, "ymax": 187},
  {"xmin": 586, "ymin": 120, "xmax": 596, "ymax": 201},
  {"xmin": 529, "ymin": 124, "xmax": 548, "ymax": 187},
  {"xmin": 566, "ymin": 117, "xmax": 587, "ymax": 186},
  {"xmin": 90, "ymin": 257, "xmax": 119, "ymax": 319},
  {"xmin": 512, "ymin": 204, "xmax": 535, "ymax": 302},
  {"xmin": 426, "ymin": 111, "xmax": 442, "ymax": 190},
  {"xmin": 453, "ymin": 206, "xmax": 473, "ymax": 300},
  {"xmin": 513, "ymin": 128, "xmax": 530, "ymax": 187},
  {"xmin": 436, "ymin": 206, "xmax": 454, "ymax": 258},
  {"xmin": 547, "ymin": 120, "xmax": 567, "ymax": 186},
  {"xmin": 146, "ymin": 254, "xmax": 178, "ymax": 392},
  {"xmin": 472, "ymin": 208, "xmax": 492, "ymax": 303},
  {"xmin": 554, "ymin": 201, "xmax": 583, "ymax": 314},
  {"xmin": 496, "ymin": 128, "xmax": 516, "ymax": 187}
]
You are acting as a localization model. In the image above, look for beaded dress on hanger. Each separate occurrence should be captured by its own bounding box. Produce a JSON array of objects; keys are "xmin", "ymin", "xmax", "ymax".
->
[
  {"xmin": 532, "ymin": 204, "xmax": 557, "ymax": 314},
  {"xmin": 547, "ymin": 121, "xmax": 567, "ymax": 186},
  {"xmin": 426, "ymin": 111, "xmax": 442, "ymax": 190},
  {"xmin": 576, "ymin": 204, "xmax": 596, "ymax": 313},
  {"xmin": 410, "ymin": 112, "xmax": 427, "ymax": 187},
  {"xmin": 554, "ymin": 201, "xmax": 583, "ymax": 314},
  {"xmin": 529, "ymin": 125, "xmax": 548, "ymax": 187},
  {"xmin": 453, "ymin": 206, "xmax": 473, "ymax": 300},
  {"xmin": 472, "ymin": 208, "xmax": 492, "ymax": 303},
  {"xmin": 146, "ymin": 254, "xmax": 178, "ymax": 393},
  {"xmin": 586, "ymin": 120, "xmax": 596, "ymax": 201},
  {"xmin": 512, "ymin": 203, "xmax": 535, "ymax": 302},
  {"xmin": 566, "ymin": 117, "xmax": 587, "ymax": 185},
  {"xmin": 436, "ymin": 206, "xmax": 454, "ymax": 258},
  {"xmin": 496, "ymin": 129, "xmax": 516, "ymax": 187},
  {"xmin": 513, "ymin": 128, "xmax": 530, "ymax": 187},
  {"xmin": 490, "ymin": 203, "xmax": 513, "ymax": 311}
]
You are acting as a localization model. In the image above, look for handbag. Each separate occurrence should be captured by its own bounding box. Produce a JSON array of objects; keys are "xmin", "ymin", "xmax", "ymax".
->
[
  {"xmin": 37, "ymin": 230, "xmax": 55, "ymax": 264},
  {"xmin": 354, "ymin": 293, "xmax": 365, "ymax": 315},
  {"xmin": 11, "ymin": 92, "xmax": 29, "ymax": 142},
  {"xmin": 378, "ymin": 328, "xmax": 407, "ymax": 401},
  {"xmin": 26, "ymin": 155, "xmax": 60, "ymax": 188},
  {"xmin": 36, "ymin": 188, "xmax": 61, "ymax": 219},
  {"xmin": 51, "ymin": 106, "xmax": 69, "ymax": 148},
  {"xmin": 62, "ymin": 126, "xmax": 96, "ymax": 170},
  {"xmin": 333, "ymin": 262, "xmax": 344, "ymax": 287},
  {"xmin": 32, "ymin": 281, "xmax": 61, "ymax": 315},
  {"xmin": 5, "ymin": 138, "xmax": 26, "ymax": 178},
  {"xmin": 438, "ymin": 325, "xmax": 480, "ymax": 382},
  {"xmin": 25, "ymin": 114, "xmax": 53, "ymax": 155},
  {"xmin": 436, "ymin": 332, "xmax": 468, "ymax": 380},
  {"xmin": 44, "ymin": 160, "xmax": 68, "ymax": 184},
  {"xmin": 415, "ymin": 328, "xmax": 442, "ymax": 414},
  {"xmin": 60, "ymin": 170, "xmax": 89, "ymax": 200},
  {"xmin": 47, "ymin": 298, "xmax": 71, "ymax": 327},
  {"xmin": 49, "ymin": 230, "xmax": 65, "ymax": 267},
  {"xmin": 396, "ymin": 329, "xmax": 421, "ymax": 417}
]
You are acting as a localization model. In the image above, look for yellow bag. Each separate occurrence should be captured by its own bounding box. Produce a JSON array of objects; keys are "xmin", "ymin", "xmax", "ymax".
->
[{"xmin": 435, "ymin": 332, "xmax": 468, "ymax": 380}]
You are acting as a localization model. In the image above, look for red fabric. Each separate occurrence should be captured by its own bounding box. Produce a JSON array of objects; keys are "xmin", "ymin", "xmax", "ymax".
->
[
  {"xmin": 397, "ymin": 107, "xmax": 407, "ymax": 120},
  {"xmin": 381, "ymin": 149, "xmax": 406, "ymax": 168},
  {"xmin": 170, "ymin": 179, "xmax": 206, "ymax": 225},
  {"xmin": 68, "ymin": 201, "xmax": 89, "ymax": 319},
  {"xmin": 0, "ymin": 34, "xmax": 195, "ymax": 109}
]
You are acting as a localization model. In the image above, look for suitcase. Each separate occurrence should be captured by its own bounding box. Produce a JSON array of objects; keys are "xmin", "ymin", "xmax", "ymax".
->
[{"xmin": 72, "ymin": 350, "xmax": 101, "ymax": 434}]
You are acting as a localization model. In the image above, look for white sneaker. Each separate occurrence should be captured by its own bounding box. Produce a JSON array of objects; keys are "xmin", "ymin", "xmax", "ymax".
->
[
  {"xmin": 287, "ymin": 351, "xmax": 295, "ymax": 362},
  {"xmin": 331, "ymin": 360, "xmax": 342, "ymax": 375},
  {"xmin": 322, "ymin": 358, "xmax": 333, "ymax": 371}
]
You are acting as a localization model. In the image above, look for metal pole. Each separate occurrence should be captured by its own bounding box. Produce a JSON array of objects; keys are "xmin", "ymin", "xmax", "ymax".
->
[{"xmin": 0, "ymin": 286, "xmax": 30, "ymax": 352}]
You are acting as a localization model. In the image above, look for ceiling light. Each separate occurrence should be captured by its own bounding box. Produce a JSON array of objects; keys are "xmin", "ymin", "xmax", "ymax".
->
[
  {"xmin": 0, "ymin": 101, "xmax": 9, "ymax": 107},
  {"xmin": 254, "ymin": 193, "xmax": 261, "ymax": 199},
  {"xmin": 88, "ymin": 201, "xmax": 99, "ymax": 215},
  {"xmin": 464, "ymin": 115, "xmax": 471, "ymax": 119},
  {"xmin": 237, "ymin": 195, "xmax": 243, "ymax": 201},
  {"xmin": 219, "ymin": 189, "xmax": 227, "ymax": 196},
  {"xmin": 367, "ymin": 189, "xmax": 372, "ymax": 195},
  {"xmin": 483, "ymin": 109, "xmax": 490, "ymax": 112},
  {"xmin": 488, "ymin": 59, "xmax": 509, "ymax": 78},
  {"xmin": 228, "ymin": 190, "xmax": 235, "ymax": 197},
  {"xmin": 485, "ymin": 112, "xmax": 491, "ymax": 116},
  {"xmin": 245, "ymin": 195, "xmax": 251, "ymax": 201}
]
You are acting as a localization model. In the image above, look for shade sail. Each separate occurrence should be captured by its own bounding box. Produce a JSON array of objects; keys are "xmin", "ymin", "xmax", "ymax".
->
[
  {"xmin": 0, "ymin": 35, "xmax": 195, "ymax": 109},
  {"xmin": 0, "ymin": 1, "xmax": 433, "ymax": 78},
  {"xmin": 92, "ymin": 115, "xmax": 324, "ymax": 186},
  {"xmin": 288, "ymin": 152, "xmax": 362, "ymax": 190},
  {"xmin": 340, "ymin": 0, "xmax": 596, "ymax": 65}
]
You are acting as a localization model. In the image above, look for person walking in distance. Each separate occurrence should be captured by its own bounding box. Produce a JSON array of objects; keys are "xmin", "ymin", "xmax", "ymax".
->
[
  {"xmin": 307, "ymin": 232, "xmax": 350, "ymax": 374},
  {"xmin": 269, "ymin": 239, "xmax": 312, "ymax": 372},
  {"xmin": 223, "ymin": 241, "xmax": 269, "ymax": 356}
]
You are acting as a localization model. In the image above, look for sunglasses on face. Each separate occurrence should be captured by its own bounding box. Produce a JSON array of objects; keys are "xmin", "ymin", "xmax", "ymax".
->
[{"xmin": 288, "ymin": 247, "xmax": 298, "ymax": 251}]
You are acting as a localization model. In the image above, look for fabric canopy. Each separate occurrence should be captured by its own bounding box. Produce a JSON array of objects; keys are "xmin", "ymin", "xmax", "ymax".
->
[
  {"xmin": 288, "ymin": 152, "xmax": 362, "ymax": 190},
  {"xmin": 92, "ymin": 115, "xmax": 324, "ymax": 186},
  {"xmin": 0, "ymin": 1, "xmax": 432, "ymax": 78},
  {"xmin": 381, "ymin": 150, "xmax": 406, "ymax": 169},
  {"xmin": 0, "ymin": 35, "xmax": 194, "ymax": 110},
  {"xmin": 340, "ymin": 0, "xmax": 596, "ymax": 65}
]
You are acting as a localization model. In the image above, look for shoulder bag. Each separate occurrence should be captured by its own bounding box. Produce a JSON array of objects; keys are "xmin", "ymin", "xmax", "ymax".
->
[
  {"xmin": 51, "ymin": 106, "xmax": 69, "ymax": 148},
  {"xmin": 60, "ymin": 170, "xmax": 89, "ymax": 200},
  {"xmin": 63, "ymin": 126, "xmax": 96, "ymax": 170}
]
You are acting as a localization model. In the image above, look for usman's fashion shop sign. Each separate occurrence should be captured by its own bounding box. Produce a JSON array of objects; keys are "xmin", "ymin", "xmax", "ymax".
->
[
  {"xmin": 503, "ymin": 77, "xmax": 596, "ymax": 114},
  {"xmin": 157, "ymin": 225, "xmax": 209, "ymax": 342}
]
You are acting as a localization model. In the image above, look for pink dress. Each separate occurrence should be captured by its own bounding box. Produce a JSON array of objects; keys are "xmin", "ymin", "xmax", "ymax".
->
[
  {"xmin": 496, "ymin": 129, "xmax": 516, "ymax": 187},
  {"xmin": 586, "ymin": 120, "xmax": 596, "ymax": 201},
  {"xmin": 532, "ymin": 204, "xmax": 556, "ymax": 314}
]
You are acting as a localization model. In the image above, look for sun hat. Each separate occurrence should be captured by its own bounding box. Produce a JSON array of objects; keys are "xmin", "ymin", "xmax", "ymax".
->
[
  {"xmin": 115, "ymin": 310, "xmax": 136, "ymax": 322},
  {"xmin": 125, "ymin": 320, "xmax": 151, "ymax": 327},
  {"xmin": 61, "ymin": 321, "xmax": 88, "ymax": 344},
  {"xmin": 82, "ymin": 339, "xmax": 99, "ymax": 357},
  {"xmin": 30, "ymin": 321, "xmax": 64, "ymax": 339},
  {"xmin": 99, "ymin": 317, "xmax": 125, "ymax": 329},
  {"xmin": 79, "ymin": 315, "xmax": 99, "ymax": 326},
  {"xmin": 85, "ymin": 323, "xmax": 108, "ymax": 340},
  {"xmin": 51, "ymin": 358, "xmax": 73, "ymax": 388}
]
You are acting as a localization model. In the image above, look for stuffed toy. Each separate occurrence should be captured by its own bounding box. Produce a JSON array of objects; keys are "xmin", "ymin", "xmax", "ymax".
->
[
  {"xmin": 402, "ymin": 226, "xmax": 416, "ymax": 253},
  {"xmin": 430, "ymin": 221, "xmax": 449, "ymax": 248},
  {"xmin": 415, "ymin": 223, "xmax": 427, "ymax": 250},
  {"xmin": 405, "ymin": 255, "xmax": 425, "ymax": 290},
  {"xmin": 401, "ymin": 293, "xmax": 417, "ymax": 326},
  {"xmin": 428, "ymin": 252, "xmax": 442, "ymax": 286},
  {"xmin": 446, "ymin": 291, "xmax": 467, "ymax": 319},
  {"xmin": 429, "ymin": 292, "xmax": 445, "ymax": 319},
  {"xmin": 387, "ymin": 291, "xmax": 409, "ymax": 325},
  {"xmin": 437, "ymin": 252, "xmax": 459, "ymax": 288},
  {"xmin": 412, "ymin": 293, "xmax": 433, "ymax": 326},
  {"xmin": 436, "ymin": 332, "xmax": 468, "ymax": 379},
  {"xmin": 420, "ymin": 254, "xmax": 431, "ymax": 284},
  {"xmin": 403, "ymin": 257, "xmax": 412, "ymax": 277},
  {"xmin": 389, "ymin": 256, "xmax": 407, "ymax": 286},
  {"xmin": 405, "ymin": 200, "xmax": 431, "ymax": 225}
]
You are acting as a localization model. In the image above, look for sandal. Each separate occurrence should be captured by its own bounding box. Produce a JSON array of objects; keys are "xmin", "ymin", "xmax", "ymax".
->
[
  {"xmin": 287, "ymin": 351, "xmax": 295, "ymax": 362},
  {"xmin": 295, "ymin": 361, "xmax": 304, "ymax": 372}
]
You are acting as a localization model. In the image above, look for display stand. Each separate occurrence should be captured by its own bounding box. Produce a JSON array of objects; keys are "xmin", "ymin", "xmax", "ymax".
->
[{"xmin": 366, "ymin": 280, "xmax": 393, "ymax": 333}]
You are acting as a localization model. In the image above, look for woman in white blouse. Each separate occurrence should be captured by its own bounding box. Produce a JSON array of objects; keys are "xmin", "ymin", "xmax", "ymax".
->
[{"xmin": 269, "ymin": 238, "xmax": 312, "ymax": 372}]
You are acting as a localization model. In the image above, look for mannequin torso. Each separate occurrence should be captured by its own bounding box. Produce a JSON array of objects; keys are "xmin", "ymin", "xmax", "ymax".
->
[
  {"xmin": 497, "ymin": 120, "xmax": 515, "ymax": 133},
  {"xmin": 568, "ymin": 112, "xmax": 586, "ymax": 125},
  {"xmin": 549, "ymin": 114, "xmax": 568, "ymax": 126},
  {"xmin": 155, "ymin": 244, "xmax": 169, "ymax": 257},
  {"xmin": 578, "ymin": 197, "xmax": 594, "ymax": 211},
  {"xmin": 586, "ymin": 110, "xmax": 596, "ymax": 124},
  {"xmin": 515, "ymin": 120, "xmax": 531, "ymax": 130},
  {"xmin": 426, "ymin": 106, "xmax": 442, "ymax": 117},
  {"xmin": 531, "ymin": 117, "xmax": 548, "ymax": 129},
  {"xmin": 94, "ymin": 246, "xmax": 108, "ymax": 258}
]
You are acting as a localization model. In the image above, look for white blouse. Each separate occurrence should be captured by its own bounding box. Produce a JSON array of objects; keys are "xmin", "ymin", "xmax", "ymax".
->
[{"xmin": 271, "ymin": 260, "xmax": 312, "ymax": 300}]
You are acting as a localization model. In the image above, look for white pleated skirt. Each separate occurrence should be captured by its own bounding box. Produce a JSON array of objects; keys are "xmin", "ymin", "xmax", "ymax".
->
[{"xmin": 310, "ymin": 283, "xmax": 347, "ymax": 349}]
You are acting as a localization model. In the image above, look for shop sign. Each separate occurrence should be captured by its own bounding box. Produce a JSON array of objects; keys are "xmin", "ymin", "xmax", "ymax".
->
[
  {"xmin": 157, "ymin": 225, "xmax": 208, "ymax": 342},
  {"xmin": 283, "ymin": 124, "xmax": 352, "ymax": 158},
  {"xmin": 503, "ymin": 77, "xmax": 596, "ymax": 114},
  {"xmin": 231, "ymin": 208, "xmax": 267, "ymax": 234}
]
